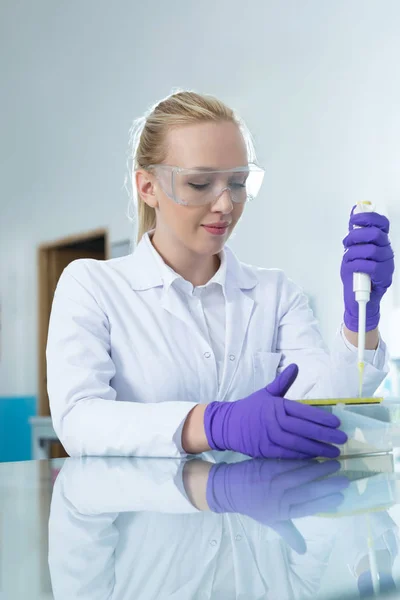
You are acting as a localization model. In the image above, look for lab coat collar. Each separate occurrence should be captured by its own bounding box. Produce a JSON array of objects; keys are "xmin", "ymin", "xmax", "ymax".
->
[{"xmin": 126, "ymin": 231, "xmax": 258, "ymax": 292}]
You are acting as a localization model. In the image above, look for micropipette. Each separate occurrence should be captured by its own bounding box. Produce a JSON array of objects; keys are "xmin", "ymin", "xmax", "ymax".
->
[{"xmin": 353, "ymin": 201, "xmax": 374, "ymax": 397}]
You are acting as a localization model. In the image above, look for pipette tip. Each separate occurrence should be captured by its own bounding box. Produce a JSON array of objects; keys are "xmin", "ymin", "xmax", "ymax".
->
[{"xmin": 358, "ymin": 361, "xmax": 365, "ymax": 398}]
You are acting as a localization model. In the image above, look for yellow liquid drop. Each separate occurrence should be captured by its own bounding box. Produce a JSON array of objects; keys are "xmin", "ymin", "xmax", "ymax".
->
[{"xmin": 358, "ymin": 361, "xmax": 365, "ymax": 398}]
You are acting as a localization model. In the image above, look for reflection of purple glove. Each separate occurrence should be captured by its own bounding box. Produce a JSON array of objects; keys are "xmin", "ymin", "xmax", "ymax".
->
[
  {"xmin": 341, "ymin": 209, "xmax": 394, "ymax": 332},
  {"xmin": 204, "ymin": 364, "xmax": 347, "ymax": 459},
  {"xmin": 207, "ymin": 458, "xmax": 349, "ymax": 553}
]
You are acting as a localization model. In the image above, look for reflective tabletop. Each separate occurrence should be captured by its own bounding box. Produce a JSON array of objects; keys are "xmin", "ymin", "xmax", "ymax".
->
[{"xmin": 3, "ymin": 451, "xmax": 400, "ymax": 600}]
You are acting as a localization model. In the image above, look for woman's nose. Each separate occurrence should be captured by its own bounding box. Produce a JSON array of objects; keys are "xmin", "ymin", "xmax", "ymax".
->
[{"xmin": 212, "ymin": 188, "xmax": 234, "ymax": 213}]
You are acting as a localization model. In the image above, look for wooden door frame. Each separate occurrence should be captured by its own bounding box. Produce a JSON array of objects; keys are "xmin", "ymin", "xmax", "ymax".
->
[{"xmin": 37, "ymin": 227, "xmax": 109, "ymax": 416}]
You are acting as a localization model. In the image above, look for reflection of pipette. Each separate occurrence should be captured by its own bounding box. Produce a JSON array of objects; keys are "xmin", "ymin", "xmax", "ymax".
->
[
  {"xmin": 353, "ymin": 201, "xmax": 374, "ymax": 397},
  {"xmin": 366, "ymin": 514, "xmax": 380, "ymax": 595}
]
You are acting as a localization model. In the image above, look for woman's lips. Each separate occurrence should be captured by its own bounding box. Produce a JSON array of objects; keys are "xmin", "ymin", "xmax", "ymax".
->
[{"xmin": 202, "ymin": 223, "xmax": 230, "ymax": 236}]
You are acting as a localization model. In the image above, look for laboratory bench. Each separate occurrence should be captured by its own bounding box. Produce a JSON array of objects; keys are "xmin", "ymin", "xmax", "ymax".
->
[{"xmin": 2, "ymin": 450, "xmax": 400, "ymax": 599}]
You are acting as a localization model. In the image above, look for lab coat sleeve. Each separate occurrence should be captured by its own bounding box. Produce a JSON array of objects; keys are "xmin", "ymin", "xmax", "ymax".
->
[
  {"xmin": 46, "ymin": 261, "xmax": 198, "ymax": 458},
  {"xmin": 275, "ymin": 275, "xmax": 389, "ymax": 400},
  {"xmin": 338, "ymin": 324, "xmax": 387, "ymax": 370}
]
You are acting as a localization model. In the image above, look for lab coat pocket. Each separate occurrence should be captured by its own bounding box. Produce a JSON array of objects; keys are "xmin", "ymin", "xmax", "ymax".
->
[{"xmin": 252, "ymin": 351, "xmax": 282, "ymax": 391}]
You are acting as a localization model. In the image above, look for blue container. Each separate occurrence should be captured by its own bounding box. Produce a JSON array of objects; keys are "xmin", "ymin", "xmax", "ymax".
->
[{"xmin": 0, "ymin": 396, "xmax": 37, "ymax": 462}]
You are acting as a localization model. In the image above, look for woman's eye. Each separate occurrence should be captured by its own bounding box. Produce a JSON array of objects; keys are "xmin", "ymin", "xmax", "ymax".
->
[
  {"xmin": 230, "ymin": 181, "xmax": 246, "ymax": 189},
  {"xmin": 188, "ymin": 182, "xmax": 209, "ymax": 190}
]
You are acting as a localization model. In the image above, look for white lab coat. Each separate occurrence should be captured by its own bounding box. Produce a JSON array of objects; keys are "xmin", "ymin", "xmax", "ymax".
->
[
  {"xmin": 46, "ymin": 233, "xmax": 388, "ymax": 458},
  {"xmin": 48, "ymin": 456, "xmax": 398, "ymax": 600}
]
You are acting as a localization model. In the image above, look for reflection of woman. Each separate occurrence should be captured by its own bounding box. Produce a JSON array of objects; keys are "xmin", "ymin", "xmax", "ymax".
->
[
  {"xmin": 46, "ymin": 91, "xmax": 393, "ymax": 459},
  {"xmin": 48, "ymin": 456, "xmax": 398, "ymax": 600}
]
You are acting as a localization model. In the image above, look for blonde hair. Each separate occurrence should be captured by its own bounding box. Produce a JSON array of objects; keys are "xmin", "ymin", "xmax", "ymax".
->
[{"xmin": 126, "ymin": 90, "xmax": 256, "ymax": 243}]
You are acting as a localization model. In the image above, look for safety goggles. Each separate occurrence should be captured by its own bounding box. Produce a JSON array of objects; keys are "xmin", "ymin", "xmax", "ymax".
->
[{"xmin": 146, "ymin": 163, "xmax": 265, "ymax": 207}]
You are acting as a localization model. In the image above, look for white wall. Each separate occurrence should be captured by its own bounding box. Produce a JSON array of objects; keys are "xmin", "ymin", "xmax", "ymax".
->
[{"xmin": 1, "ymin": 0, "xmax": 400, "ymax": 396}]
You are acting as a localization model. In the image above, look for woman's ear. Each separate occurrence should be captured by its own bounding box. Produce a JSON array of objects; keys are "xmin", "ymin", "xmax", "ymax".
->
[{"xmin": 135, "ymin": 170, "xmax": 158, "ymax": 208}]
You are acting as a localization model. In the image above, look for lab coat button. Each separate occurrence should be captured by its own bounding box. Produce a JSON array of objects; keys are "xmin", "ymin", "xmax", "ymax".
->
[
  {"xmin": 229, "ymin": 354, "xmax": 235, "ymax": 361},
  {"xmin": 235, "ymin": 534, "xmax": 242, "ymax": 542},
  {"xmin": 210, "ymin": 539, "xmax": 217, "ymax": 547},
  {"xmin": 204, "ymin": 352, "xmax": 211, "ymax": 359}
]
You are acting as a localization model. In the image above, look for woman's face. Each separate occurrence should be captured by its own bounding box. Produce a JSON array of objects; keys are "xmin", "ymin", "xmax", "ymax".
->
[{"xmin": 138, "ymin": 121, "xmax": 248, "ymax": 258}]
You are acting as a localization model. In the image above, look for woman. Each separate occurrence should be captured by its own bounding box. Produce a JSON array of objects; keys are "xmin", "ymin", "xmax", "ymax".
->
[{"xmin": 46, "ymin": 91, "xmax": 394, "ymax": 459}]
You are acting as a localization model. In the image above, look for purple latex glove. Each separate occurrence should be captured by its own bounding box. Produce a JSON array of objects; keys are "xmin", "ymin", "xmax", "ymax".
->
[
  {"xmin": 341, "ymin": 208, "xmax": 395, "ymax": 332},
  {"xmin": 204, "ymin": 364, "xmax": 347, "ymax": 459},
  {"xmin": 207, "ymin": 458, "xmax": 349, "ymax": 553}
]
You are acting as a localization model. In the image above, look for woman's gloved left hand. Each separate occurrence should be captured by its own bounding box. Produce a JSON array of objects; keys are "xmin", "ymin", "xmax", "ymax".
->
[
  {"xmin": 341, "ymin": 208, "xmax": 394, "ymax": 332},
  {"xmin": 206, "ymin": 458, "xmax": 349, "ymax": 554}
]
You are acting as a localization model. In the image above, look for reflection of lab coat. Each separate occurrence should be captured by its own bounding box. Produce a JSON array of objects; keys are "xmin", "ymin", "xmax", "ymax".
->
[
  {"xmin": 48, "ymin": 457, "xmax": 397, "ymax": 600},
  {"xmin": 46, "ymin": 233, "xmax": 388, "ymax": 457}
]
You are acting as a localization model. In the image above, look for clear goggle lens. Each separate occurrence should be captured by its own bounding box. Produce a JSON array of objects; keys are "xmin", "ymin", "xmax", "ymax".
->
[{"xmin": 150, "ymin": 164, "xmax": 265, "ymax": 206}]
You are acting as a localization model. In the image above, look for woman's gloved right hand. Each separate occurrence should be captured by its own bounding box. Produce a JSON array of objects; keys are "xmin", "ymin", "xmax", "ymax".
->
[{"xmin": 204, "ymin": 364, "xmax": 348, "ymax": 459}]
